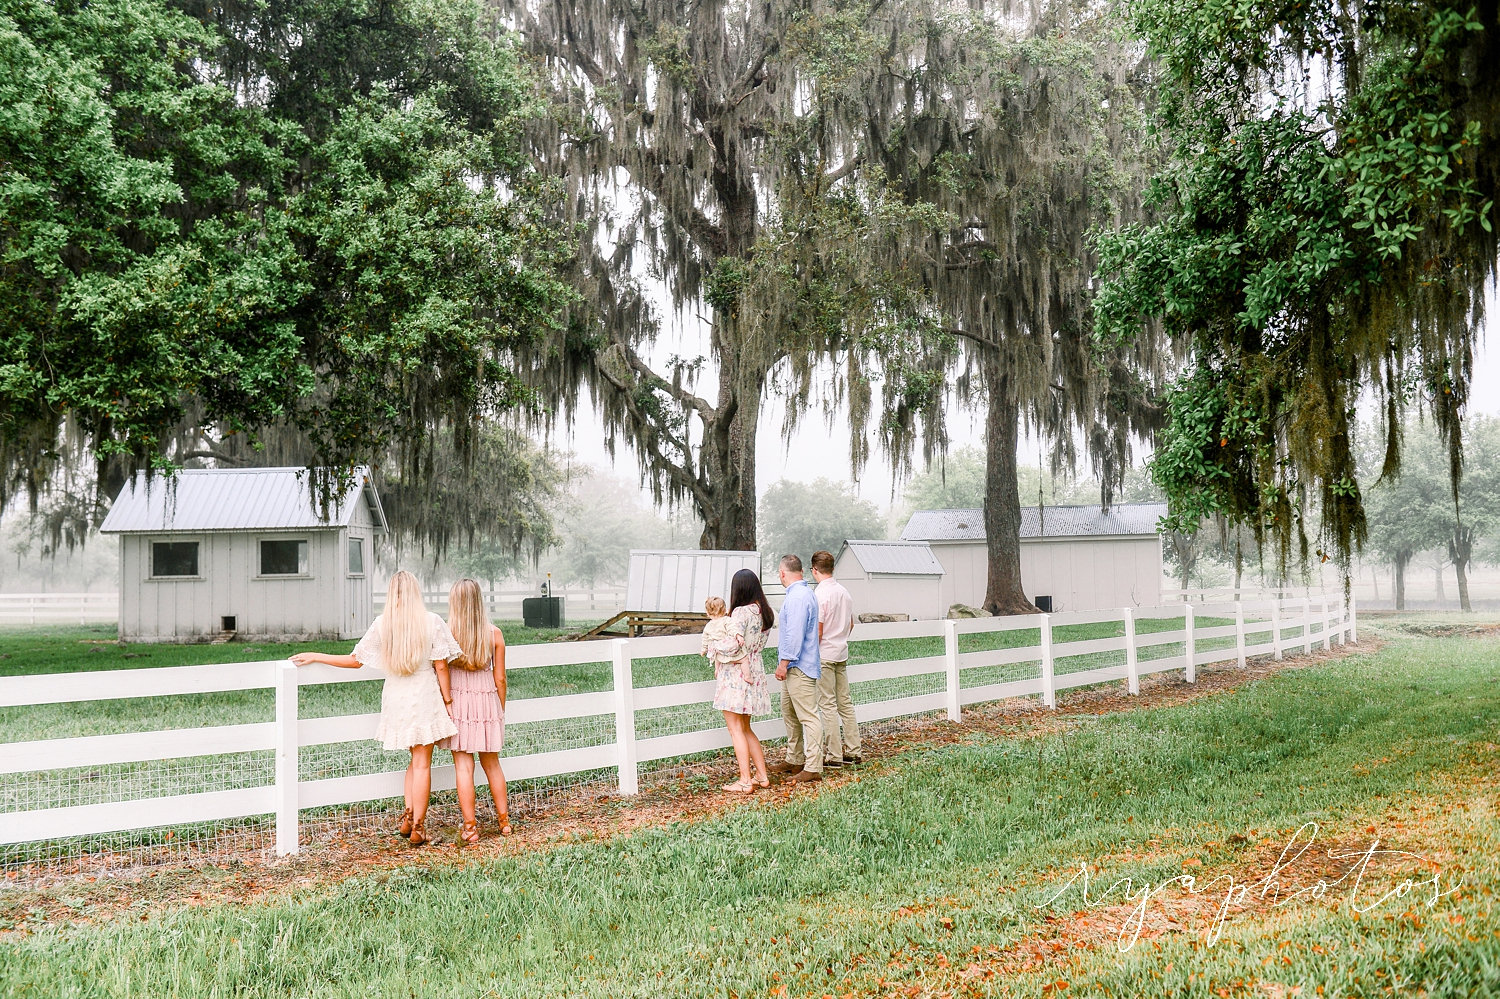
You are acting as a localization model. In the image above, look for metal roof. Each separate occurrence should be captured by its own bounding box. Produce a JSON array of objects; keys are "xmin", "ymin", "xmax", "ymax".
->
[
  {"xmin": 900, "ymin": 503, "xmax": 1167, "ymax": 542},
  {"xmin": 99, "ymin": 467, "xmax": 388, "ymax": 534},
  {"xmin": 839, "ymin": 540, "xmax": 945, "ymax": 576}
]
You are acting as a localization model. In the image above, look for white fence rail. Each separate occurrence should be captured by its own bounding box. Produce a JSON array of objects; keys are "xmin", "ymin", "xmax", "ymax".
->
[
  {"xmin": 0, "ymin": 596, "xmax": 1353, "ymax": 857},
  {"xmin": 0, "ymin": 592, "xmax": 117, "ymax": 625},
  {"xmin": 1162, "ymin": 586, "xmax": 1349, "ymax": 604}
]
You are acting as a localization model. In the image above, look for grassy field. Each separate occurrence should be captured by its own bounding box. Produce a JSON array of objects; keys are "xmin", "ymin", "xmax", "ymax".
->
[{"xmin": 1, "ymin": 616, "xmax": 1486, "ymax": 998}]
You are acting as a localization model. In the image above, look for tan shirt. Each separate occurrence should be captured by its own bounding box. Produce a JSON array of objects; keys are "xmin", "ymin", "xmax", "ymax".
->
[{"xmin": 816, "ymin": 577, "xmax": 854, "ymax": 663}]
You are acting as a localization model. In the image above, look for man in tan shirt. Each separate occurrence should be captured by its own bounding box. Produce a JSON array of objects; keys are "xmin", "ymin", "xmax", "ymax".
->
[{"xmin": 811, "ymin": 550, "xmax": 860, "ymax": 766}]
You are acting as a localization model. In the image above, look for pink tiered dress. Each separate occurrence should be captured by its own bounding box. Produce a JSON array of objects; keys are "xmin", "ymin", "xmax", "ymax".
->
[{"xmin": 438, "ymin": 629, "xmax": 505, "ymax": 753}]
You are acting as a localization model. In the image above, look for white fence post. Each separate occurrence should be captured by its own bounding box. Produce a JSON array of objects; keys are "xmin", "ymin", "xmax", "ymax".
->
[
  {"xmin": 1039, "ymin": 613, "xmax": 1056, "ymax": 708},
  {"xmin": 1302, "ymin": 598, "xmax": 1313, "ymax": 654},
  {"xmin": 1123, "ymin": 608, "xmax": 1139, "ymax": 696},
  {"xmin": 943, "ymin": 619, "xmax": 961, "ymax": 722},
  {"xmin": 611, "ymin": 638, "xmax": 639, "ymax": 796},
  {"xmin": 274, "ymin": 661, "xmax": 300, "ymax": 856},
  {"xmin": 1349, "ymin": 593, "xmax": 1358, "ymax": 644},
  {"xmin": 1321, "ymin": 598, "xmax": 1331, "ymax": 651},
  {"xmin": 1234, "ymin": 602, "xmax": 1247, "ymax": 669},
  {"xmin": 1184, "ymin": 604, "xmax": 1196, "ymax": 684},
  {"xmin": 1271, "ymin": 600, "xmax": 1283, "ymax": 660}
]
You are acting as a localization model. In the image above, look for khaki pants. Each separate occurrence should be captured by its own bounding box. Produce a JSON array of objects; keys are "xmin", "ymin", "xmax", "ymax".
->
[
  {"xmin": 817, "ymin": 660, "xmax": 861, "ymax": 761},
  {"xmin": 780, "ymin": 668, "xmax": 823, "ymax": 773}
]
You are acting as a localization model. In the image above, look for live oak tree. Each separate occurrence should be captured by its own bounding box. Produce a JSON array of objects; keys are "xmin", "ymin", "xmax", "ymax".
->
[
  {"xmin": 509, "ymin": 0, "xmax": 1162, "ymax": 615},
  {"xmin": 506, "ymin": 0, "xmax": 944, "ymax": 551},
  {"xmin": 1096, "ymin": 0, "xmax": 1500, "ymax": 577},
  {"xmin": 859, "ymin": 3, "xmax": 1166, "ymax": 613},
  {"xmin": 0, "ymin": 0, "xmax": 571, "ymax": 553}
]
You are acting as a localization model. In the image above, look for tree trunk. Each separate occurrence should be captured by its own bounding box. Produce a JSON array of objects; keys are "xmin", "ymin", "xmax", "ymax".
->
[
  {"xmin": 696, "ymin": 358, "xmax": 764, "ymax": 552},
  {"xmin": 980, "ymin": 365, "xmax": 1037, "ymax": 615},
  {"xmin": 1368, "ymin": 564, "xmax": 1380, "ymax": 602},
  {"xmin": 1394, "ymin": 553, "xmax": 1409, "ymax": 611},
  {"xmin": 1434, "ymin": 565, "xmax": 1446, "ymax": 604},
  {"xmin": 1455, "ymin": 557, "xmax": 1471, "ymax": 612},
  {"xmin": 1452, "ymin": 522, "xmax": 1473, "ymax": 613}
]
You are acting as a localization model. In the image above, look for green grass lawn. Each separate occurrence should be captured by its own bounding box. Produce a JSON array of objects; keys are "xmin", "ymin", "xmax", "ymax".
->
[{"xmin": 1, "ymin": 617, "xmax": 1488, "ymax": 998}]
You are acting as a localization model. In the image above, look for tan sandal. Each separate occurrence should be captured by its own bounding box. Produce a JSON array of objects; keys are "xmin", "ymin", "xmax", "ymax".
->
[
  {"xmin": 722, "ymin": 779, "xmax": 755, "ymax": 794},
  {"xmin": 408, "ymin": 821, "xmax": 430, "ymax": 847},
  {"xmin": 396, "ymin": 807, "xmax": 414, "ymax": 837},
  {"xmin": 497, "ymin": 812, "xmax": 513, "ymax": 837},
  {"xmin": 753, "ymin": 772, "xmax": 770, "ymax": 789},
  {"xmin": 459, "ymin": 820, "xmax": 480, "ymax": 847}
]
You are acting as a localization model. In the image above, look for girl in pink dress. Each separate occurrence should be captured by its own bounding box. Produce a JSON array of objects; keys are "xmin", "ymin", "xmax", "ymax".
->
[{"xmin": 439, "ymin": 578, "xmax": 512, "ymax": 845}]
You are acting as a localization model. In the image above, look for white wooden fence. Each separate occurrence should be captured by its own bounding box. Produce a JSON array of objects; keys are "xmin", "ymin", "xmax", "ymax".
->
[
  {"xmin": 0, "ymin": 592, "xmax": 116, "ymax": 625},
  {"xmin": 0, "ymin": 596, "xmax": 1353, "ymax": 857}
]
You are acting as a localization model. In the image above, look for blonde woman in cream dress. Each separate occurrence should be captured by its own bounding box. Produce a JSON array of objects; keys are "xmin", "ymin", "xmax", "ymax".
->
[{"xmin": 292, "ymin": 570, "xmax": 460, "ymax": 845}]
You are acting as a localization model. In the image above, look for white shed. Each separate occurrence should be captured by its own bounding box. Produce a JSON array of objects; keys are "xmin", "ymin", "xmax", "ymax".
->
[
  {"xmin": 832, "ymin": 541, "xmax": 946, "ymax": 620},
  {"xmin": 99, "ymin": 467, "xmax": 388, "ymax": 643},
  {"xmin": 626, "ymin": 550, "xmax": 762, "ymax": 613},
  {"xmin": 895, "ymin": 503, "xmax": 1166, "ymax": 614}
]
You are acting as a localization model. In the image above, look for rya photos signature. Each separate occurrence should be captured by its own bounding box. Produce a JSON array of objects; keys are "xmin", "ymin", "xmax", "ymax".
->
[{"xmin": 1035, "ymin": 821, "xmax": 1463, "ymax": 951}]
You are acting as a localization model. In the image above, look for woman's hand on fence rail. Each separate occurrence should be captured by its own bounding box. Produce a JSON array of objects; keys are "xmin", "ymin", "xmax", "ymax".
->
[{"xmin": 289, "ymin": 652, "xmax": 359, "ymax": 668}]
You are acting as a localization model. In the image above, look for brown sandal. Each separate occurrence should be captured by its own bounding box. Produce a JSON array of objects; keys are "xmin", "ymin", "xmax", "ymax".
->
[
  {"xmin": 396, "ymin": 807, "xmax": 414, "ymax": 837},
  {"xmin": 408, "ymin": 821, "xmax": 430, "ymax": 847},
  {"xmin": 459, "ymin": 820, "xmax": 480, "ymax": 846},
  {"xmin": 497, "ymin": 812, "xmax": 513, "ymax": 837}
]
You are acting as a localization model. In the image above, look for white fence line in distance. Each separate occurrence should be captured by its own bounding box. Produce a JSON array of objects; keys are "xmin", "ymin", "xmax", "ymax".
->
[{"xmin": 0, "ymin": 588, "xmax": 630, "ymax": 626}]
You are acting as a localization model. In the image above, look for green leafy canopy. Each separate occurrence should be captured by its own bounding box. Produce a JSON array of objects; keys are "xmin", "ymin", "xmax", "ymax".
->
[
  {"xmin": 1095, "ymin": 0, "xmax": 1500, "ymax": 576},
  {"xmin": 1, "ymin": 0, "xmax": 574, "ymax": 544}
]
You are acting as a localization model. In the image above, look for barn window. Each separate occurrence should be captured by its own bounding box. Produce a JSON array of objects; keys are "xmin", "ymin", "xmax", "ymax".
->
[
  {"xmin": 347, "ymin": 537, "xmax": 364, "ymax": 575},
  {"xmin": 152, "ymin": 541, "xmax": 199, "ymax": 578},
  {"xmin": 260, "ymin": 539, "xmax": 308, "ymax": 576}
]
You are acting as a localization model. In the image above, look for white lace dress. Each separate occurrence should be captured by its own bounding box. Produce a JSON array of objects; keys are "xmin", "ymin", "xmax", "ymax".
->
[{"xmin": 353, "ymin": 612, "xmax": 462, "ymax": 750}]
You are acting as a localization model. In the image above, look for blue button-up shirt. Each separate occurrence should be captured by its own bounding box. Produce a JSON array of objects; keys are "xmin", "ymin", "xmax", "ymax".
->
[{"xmin": 778, "ymin": 579, "xmax": 822, "ymax": 679}]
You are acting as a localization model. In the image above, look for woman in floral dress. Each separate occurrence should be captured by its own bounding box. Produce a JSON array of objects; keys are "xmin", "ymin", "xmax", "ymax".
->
[{"xmin": 713, "ymin": 568, "xmax": 774, "ymax": 792}]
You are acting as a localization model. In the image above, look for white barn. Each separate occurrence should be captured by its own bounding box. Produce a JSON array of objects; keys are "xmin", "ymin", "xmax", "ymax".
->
[
  {"xmin": 834, "ymin": 503, "xmax": 1167, "ymax": 619},
  {"xmin": 831, "ymin": 541, "xmax": 946, "ymax": 620},
  {"xmin": 100, "ymin": 467, "xmax": 387, "ymax": 643},
  {"xmin": 626, "ymin": 550, "xmax": 763, "ymax": 613}
]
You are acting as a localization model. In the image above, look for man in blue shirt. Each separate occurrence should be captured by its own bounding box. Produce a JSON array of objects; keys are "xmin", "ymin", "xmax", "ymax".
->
[{"xmin": 769, "ymin": 554, "xmax": 824, "ymax": 782}]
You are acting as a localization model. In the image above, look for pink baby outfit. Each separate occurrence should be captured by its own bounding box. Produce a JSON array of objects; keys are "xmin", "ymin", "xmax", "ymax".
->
[{"xmin": 438, "ymin": 628, "xmax": 506, "ymax": 754}]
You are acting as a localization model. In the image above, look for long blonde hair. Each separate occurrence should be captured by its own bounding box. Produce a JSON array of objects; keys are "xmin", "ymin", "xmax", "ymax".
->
[
  {"xmin": 447, "ymin": 578, "xmax": 493, "ymax": 671},
  {"xmin": 380, "ymin": 570, "xmax": 429, "ymax": 677}
]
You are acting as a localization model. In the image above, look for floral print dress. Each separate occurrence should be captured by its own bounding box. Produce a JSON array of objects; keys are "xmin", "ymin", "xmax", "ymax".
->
[{"xmin": 705, "ymin": 604, "xmax": 772, "ymax": 716}]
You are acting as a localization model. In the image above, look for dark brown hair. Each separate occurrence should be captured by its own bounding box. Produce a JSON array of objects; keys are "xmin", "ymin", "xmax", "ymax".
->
[{"xmin": 728, "ymin": 568, "xmax": 774, "ymax": 630}]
